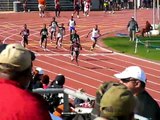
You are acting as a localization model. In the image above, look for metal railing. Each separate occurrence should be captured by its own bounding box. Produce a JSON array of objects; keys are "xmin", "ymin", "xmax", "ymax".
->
[{"xmin": 33, "ymin": 88, "xmax": 94, "ymax": 112}]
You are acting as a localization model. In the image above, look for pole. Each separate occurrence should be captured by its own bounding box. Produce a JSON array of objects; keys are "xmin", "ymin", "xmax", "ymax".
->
[
  {"xmin": 134, "ymin": 37, "xmax": 138, "ymax": 53},
  {"xmin": 134, "ymin": 0, "xmax": 137, "ymax": 20},
  {"xmin": 157, "ymin": 0, "xmax": 160, "ymax": 23},
  {"xmin": 153, "ymin": 0, "xmax": 156, "ymax": 29}
]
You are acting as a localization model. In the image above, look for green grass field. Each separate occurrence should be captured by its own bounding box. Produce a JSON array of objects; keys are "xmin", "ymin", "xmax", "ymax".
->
[{"xmin": 103, "ymin": 36, "xmax": 160, "ymax": 62}]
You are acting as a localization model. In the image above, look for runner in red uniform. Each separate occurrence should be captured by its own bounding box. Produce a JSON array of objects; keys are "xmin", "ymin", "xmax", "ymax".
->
[
  {"xmin": 54, "ymin": 0, "xmax": 61, "ymax": 17},
  {"xmin": 72, "ymin": 0, "xmax": 80, "ymax": 18}
]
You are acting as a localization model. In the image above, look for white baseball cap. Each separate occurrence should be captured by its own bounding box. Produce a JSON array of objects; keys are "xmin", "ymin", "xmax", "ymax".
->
[
  {"xmin": 114, "ymin": 66, "xmax": 146, "ymax": 83},
  {"xmin": 36, "ymin": 67, "xmax": 44, "ymax": 75}
]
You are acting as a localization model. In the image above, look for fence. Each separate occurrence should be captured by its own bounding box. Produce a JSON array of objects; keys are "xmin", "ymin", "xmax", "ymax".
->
[
  {"xmin": 135, "ymin": 38, "xmax": 160, "ymax": 53},
  {"xmin": 0, "ymin": 0, "xmax": 74, "ymax": 12},
  {"xmin": 33, "ymin": 88, "xmax": 94, "ymax": 113}
]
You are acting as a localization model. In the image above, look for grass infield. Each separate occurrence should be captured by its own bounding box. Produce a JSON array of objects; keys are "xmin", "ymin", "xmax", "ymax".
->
[{"xmin": 103, "ymin": 36, "xmax": 160, "ymax": 62}]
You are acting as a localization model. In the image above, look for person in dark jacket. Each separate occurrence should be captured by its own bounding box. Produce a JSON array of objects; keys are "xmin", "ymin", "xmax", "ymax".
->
[
  {"xmin": 127, "ymin": 17, "xmax": 138, "ymax": 41},
  {"xmin": 114, "ymin": 66, "xmax": 160, "ymax": 120}
]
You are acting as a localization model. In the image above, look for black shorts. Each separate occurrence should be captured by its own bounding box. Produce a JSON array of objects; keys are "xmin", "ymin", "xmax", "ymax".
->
[
  {"xmin": 41, "ymin": 35, "xmax": 47, "ymax": 42},
  {"xmin": 23, "ymin": 36, "xmax": 28, "ymax": 44},
  {"xmin": 74, "ymin": 5, "xmax": 80, "ymax": 11}
]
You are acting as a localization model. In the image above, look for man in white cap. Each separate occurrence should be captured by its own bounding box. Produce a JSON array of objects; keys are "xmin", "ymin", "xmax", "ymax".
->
[
  {"xmin": 114, "ymin": 66, "xmax": 160, "ymax": 120},
  {"xmin": 0, "ymin": 44, "xmax": 51, "ymax": 120},
  {"xmin": 127, "ymin": 17, "xmax": 138, "ymax": 41}
]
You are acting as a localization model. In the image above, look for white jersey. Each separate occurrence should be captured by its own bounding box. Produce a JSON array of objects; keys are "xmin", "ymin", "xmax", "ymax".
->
[
  {"xmin": 91, "ymin": 28, "xmax": 99, "ymax": 38},
  {"xmin": 51, "ymin": 21, "xmax": 58, "ymax": 32},
  {"xmin": 69, "ymin": 20, "xmax": 75, "ymax": 27},
  {"xmin": 84, "ymin": 1, "xmax": 90, "ymax": 12}
]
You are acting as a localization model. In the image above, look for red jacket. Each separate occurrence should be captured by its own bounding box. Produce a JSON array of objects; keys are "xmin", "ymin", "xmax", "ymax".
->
[{"xmin": 0, "ymin": 79, "xmax": 51, "ymax": 120}]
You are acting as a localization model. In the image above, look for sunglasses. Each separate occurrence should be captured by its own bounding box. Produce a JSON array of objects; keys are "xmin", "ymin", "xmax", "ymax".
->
[{"xmin": 120, "ymin": 78, "xmax": 136, "ymax": 83}]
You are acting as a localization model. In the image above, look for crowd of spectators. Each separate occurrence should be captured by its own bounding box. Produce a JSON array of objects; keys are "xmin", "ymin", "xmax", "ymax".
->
[
  {"xmin": 98, "ymin": 0, "xmax": 153, "ymax": 12},
  {"xmin": 0, "ymin": 43, "xmax": 159, "ymax": 120}
]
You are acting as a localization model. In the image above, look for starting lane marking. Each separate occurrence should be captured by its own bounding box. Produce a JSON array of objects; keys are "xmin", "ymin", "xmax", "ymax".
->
[{"xmin": 36, "ymin": 53, "xmax": 115, "ymax": 57}]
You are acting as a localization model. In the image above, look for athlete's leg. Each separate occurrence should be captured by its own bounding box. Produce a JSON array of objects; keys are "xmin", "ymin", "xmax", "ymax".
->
[
  {"xmin": 40, "ymin": 37, "xmax": 44, "ymax": 48},
  {"xmin": 44, "ymin": 38, "xmax": 47, "ymax": 50},
  {"xmin": 55, "ymin": 37, "xmax": 59, "ymax": 48},
  {"xmin": 75, "ymin": 51, "xmax": 79, "ymax": 65}
]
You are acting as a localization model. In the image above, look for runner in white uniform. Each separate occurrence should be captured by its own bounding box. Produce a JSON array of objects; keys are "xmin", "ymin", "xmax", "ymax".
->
[
  {"xmin": 49, "ymin": 17, "xmax": 59, "ymax": 43},
  {"xmin": 86, "ymin": 25, "xmax": 101, "ymax": 51},
  {"xmin": 68, "ymin": 16, "xmax": 76, "ymax": 34},
  {"xmin": 56, "ymin": 23, "xmax": 65, "ymax": 48},
  {"xmin": 84, "ymin": 0, "xmax": 90, "ymax": 16}
]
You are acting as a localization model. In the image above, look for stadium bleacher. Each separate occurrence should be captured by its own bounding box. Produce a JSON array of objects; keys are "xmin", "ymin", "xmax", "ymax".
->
[{"xmin": 0, "ymin": 0, "xmax": 74, "ymax": 11}]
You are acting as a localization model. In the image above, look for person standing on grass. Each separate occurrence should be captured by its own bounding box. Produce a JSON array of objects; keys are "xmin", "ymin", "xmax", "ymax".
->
[
  {"xmin": 40, "ymin": 24, "xmax": 48, "ymax": 51},
  {"xmin": 49, "ymin": 17, "xmax": 59, "ymax": 43},
  {"xmin": 54, "ymin": 0, "xmax": 61, "ymax": 17},
  {"xmin": 56, "ymin": 23, "xmax": 66, "ymax": 48},
  {"xmin": 127, "ymin": 16, "xmax": 139, "ymax": 41},
  {"xmin": 20, "ymin": 24, "xmax": 30, "ymax": 48},
  {"xmin": 38, "ymin": 0, "xmax": 46, "ymax": 17},
  {"xmin": 86, "ymin": 25, "xmax": 101, "ymax": 51}
]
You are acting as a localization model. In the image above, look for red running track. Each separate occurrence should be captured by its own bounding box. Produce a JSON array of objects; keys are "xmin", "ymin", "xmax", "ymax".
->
[{"xmin": 0, "ymin": 9, "xmax": 160, "ymax": 105}]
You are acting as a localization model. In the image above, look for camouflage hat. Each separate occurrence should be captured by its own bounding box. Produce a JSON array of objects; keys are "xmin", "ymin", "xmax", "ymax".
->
[
  {"xmin": 0, "ymin": 43, "xmax": 35, "ymax": 71},
  {"xmin": 100, "ymin": 84, "xmax": 136, "ymax": 118}
]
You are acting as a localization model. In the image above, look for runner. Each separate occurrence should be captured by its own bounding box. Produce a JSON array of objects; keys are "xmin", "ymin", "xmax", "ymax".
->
[
  {"xmin": 80, "ymin": 0, "xmax": 85, "ymax": 15},
  {"xmin": 70, "ymin": 30, "xmax": 80, "ymax": 44},
  {"xmin": 54, "ymin": 0, "xmax": 61, "ymax": 17},
  {"xmin": 56, "ymin": 23, "xmax": 66, "ymax": 48},
  {"xmin": 20, "ymin": 24, "xmax": 30, "ymax": 48},
  {"xmin": 40, "ymin": 24, "xmax": 48, "ymax": 51},
  {"xmin": 72, "ymin": 0, "xmax": 80, "ymax": 18},
  {"xmin": 70, "ymin": 42, "xmax": 82, "ymax": 66},
  {"xmin": 68, "ymin": 16, "xmax": 76, "ymax": 34},
  {"xmin": 86, "ymin": 25, "xmax": 101, "ymax": 51},
  {"xmin": 84, "ymin": 0, "xmax": 90, "ymax": 17},
  {"xmin": 38, "ymin": 0, "xmax": 46, "ymax": 17},
  {"xmin": 49, "ymin": 17, "xmax": 59, "ymax": 43}
]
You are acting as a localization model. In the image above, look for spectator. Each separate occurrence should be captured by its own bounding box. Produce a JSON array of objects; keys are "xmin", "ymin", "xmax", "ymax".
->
[
  {"xmin": 53, "ymin": 102, "xmax": 75, "ymax": 119},
  {"xmin": 73, "ymin": 88, "xmax": 86, "ymax": 107},
  {"xmin": 22, "ymin": 0, "xmax": 27, "ymax": 12},
  {"xmin": 46, "ymin": 74, "xmax": 66, "ymax": 113},
  {"xmin": 50, "ymin": 74, "xmax": 65, "ymax": 88},
  {"xmin": 127, "ymin": 17, "xmax": 139, "ymax": 41},
  {"xmin": 98, "ymin": 84, "xmax": 136, "ymax": 120},
  {"xmin": 0, "ymin": 43, "xmax": 51, "ymax": 120},
  {"xmin": 32, "ymin": 67, "xmax": 44, "ymax": 89},
  {"xmin": 114, "ymin": 66, "xmax": 160, "ymax": 120},
  {"xmin": 42, "ymin": 74, "xmax": 50, "ymax": 89},
  {"xmin": 141, "ymin": 20, "xmax": 153, "ymax": 37},
  {"xmin": 91, "ymin": 81, "xmax": 127, "ymax": 119}
]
